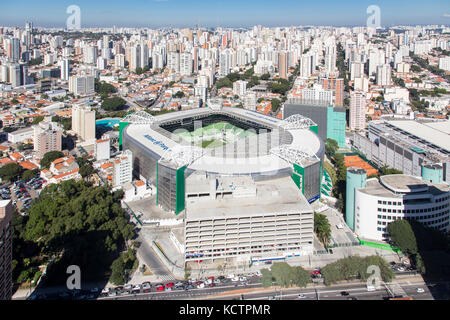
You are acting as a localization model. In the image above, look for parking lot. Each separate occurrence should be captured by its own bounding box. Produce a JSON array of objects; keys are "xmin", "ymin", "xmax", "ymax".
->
[{"xmin": 10, "ymin": 176, "xmax": 45, "ymax": 213}]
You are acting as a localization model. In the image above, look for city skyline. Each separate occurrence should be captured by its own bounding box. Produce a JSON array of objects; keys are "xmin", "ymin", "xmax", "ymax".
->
[{"xmin": 1, "ymin": 0, "xmax": 450, "ymax": 29}]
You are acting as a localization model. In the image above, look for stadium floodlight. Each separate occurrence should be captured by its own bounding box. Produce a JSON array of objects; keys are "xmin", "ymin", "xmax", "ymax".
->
[
  {"xmin": 270, "ymin": 144, "xmax": 319, "ymax": 165},
  {"xmin": 159, "ymin": 144, "xmax": 205, "ymax": 168},
  {"xmin": 122, "ymin": 111, "xmax": 156, "ymax": 125},
  {"xmin": 278, "ymin": 114, "xmax": 317, "ymax": 130}
]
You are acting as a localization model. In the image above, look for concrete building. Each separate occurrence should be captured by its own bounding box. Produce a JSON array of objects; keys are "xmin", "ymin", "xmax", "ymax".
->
[
  {"xmin": 345, "ymin": 167, "xmax": 367, "ymax": 230},
  {"xmin": 33, "ymin": 120, "xmax": 63, "ymax": 159},
  {"xmin": 279, "ymin": 51, "xmax": 288, "ymax": 80},
  {"xmin": 0, "ymin": 200, "xmax": 13, "ymax": 300},
  {"xmin": 112, "ymin": 150, "xmax": 133, "ymax": 187},
  {"xmin": 7, "ymin": 127, "xmax": 34, "ymax": 144},
  {"xmin": 351, "ymin": 120, "xmax": 450, "ymax": 184},
  {"xmin": 349, "ymin": 91, "xmax": 366, "ymax": 131},
  {"xmin": 180, "ymin": 52, "xmax": 193, "ymax": 76},
  {"xmin": 283, "ymin": 102, "xmax": 346, "ymax": 148},
  {"xmin": 69, "ymin": 75, "xmax": 95, "ymax": 96},
  {"xmin": 233, "ymin": 80, "xmax": 248, "ymax": 97},
  {"xmin": 72, "ymin": 104, "xmax": 96, "ymax": 142},
  {"xmin": 95, "ymin": 135, "xmax": 110, "ymax": 161},
  {"xmin": 321, "ymin": 76, "xmax": 344, "ymax": 107},
  {"xmin": 352, "ymin": 174, "xmax": 450, "ymax": 242},
  {"xmin": 184, "ymin": 173, "xmax": 314, "ymax": 263}
]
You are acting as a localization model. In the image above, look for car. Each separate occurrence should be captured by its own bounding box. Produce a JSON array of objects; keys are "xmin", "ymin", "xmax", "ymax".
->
[
  {"xmin": 213, "ymin": 279, "xmax": 221, "ymax": 284},
  {"xmin": 396, "ymin": 266, "xmax": 405, "ymax": 272},
  {"xmin": 175, "ymin": 281, "xmax": 184, "ymax": 287},
  {"xmin": 208, "ymin": 283, "xmax": 216, "ymax": 287},
  {"xmin": 142, "ymin": 284, "xmax": 151, "ymax": 293},
  {"xmin": 298, "ymin": 294, "xmax": 306, "ymax": 299},
  {"xmin": 231, "ymin": 277, "xmax": 240, "ymax": 282},
  {"xmin": 268, "ymin": 296, "xmax": 276, "ymax": 300},
  {"xmin": 264, "ymin": 261, "xmax": 272, "ymax": 265},
  {"xmin": 347, "ymin": 297, "xmax": 357, "ymax": 300},
  {"xmin": 124, "ymin": 284, "xmax": 133, "ymax": 291},
  {"xmin": 165, "ymin": 282, "xmax": 174, "ymax": 288},
  {"xmin": 227, "ymin": 274, "xmax": 235, "ymax": 279},
  {"xmin": 239, "ymin": 276, "xmax": 247, "ymax": 282},
  {"xmin": 222, "ymin": 278, "xmax": 231, "ymax": 283},
  {"xmin": 186, "ymin": 284, "xmax": 194, "ymax": 290},
  {"xmin": 367, "ymin": 285, "xmax": 376, "ymax": 292},
  {"xmin": 340, "ymin": 291, "xmax": 350, "ymax": 296},
  {"xmin": 174, "ymin": 286, "xmax": 185, "ymax": 291},
  {"xmin": 416, "ymin": 288, "xmax": 425, "ymax": 293},
  {"xmin": 108, "ymin": 291, "xmax": 117, "ymax": 297},
  {"xmin": 197, "ymin": 283, "xmax": 205, "ymax": 289},
  {"xmin": 204, "ymin": 278, "xmax": 213, "ymax": 285},
  {"xmin": 255, "ymin": 271, "xmax": 262, "ymax": 277},
  {"xmin": 154, "ymin": 285, "xmax": 164, "ymax": 292},
  {"xmin": 101, "ymin": 288, "xmax": 110, "ymax": 297}
]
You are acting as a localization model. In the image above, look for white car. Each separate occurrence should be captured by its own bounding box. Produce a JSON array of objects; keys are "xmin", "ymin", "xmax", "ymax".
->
[
  {"xmin": 204, "ymin": 279, "xmax": 213, "ymax": 285},
  {"xmin": 298, "ymin": 294, "xmax": 306, "ymax": 299},
  {"xmin": 175, "ymin": 281, "xmax": 184, "ymax": 287},
  {"xmin": 255, "ymin": 271, "xmax": 262, "ymax": 277},
  {"xmin": 416, "ymin": 288, "xmax": 425, "ymax": 293},
  {"xmin": 227, "ymin": 274, "xmax": 235, "ymax": 279},
  {"xmin": 197, "ymin": 283, "xmax": 205, "ymax": 289},
  {"xmin": 231, "ymin": 277, "xmax": 240, "ymax": 282},
  {"xmin": 239, "ymin": 276, "xmax": 247, "ymax": 282}
]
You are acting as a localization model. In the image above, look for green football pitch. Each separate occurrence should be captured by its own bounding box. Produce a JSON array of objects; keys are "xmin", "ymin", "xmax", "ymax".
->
[{"xmin": 176, "ymin": 122, "xmax": 257, "ymax": 148}]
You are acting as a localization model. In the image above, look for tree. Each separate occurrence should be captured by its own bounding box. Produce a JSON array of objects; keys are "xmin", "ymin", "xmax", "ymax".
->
[
  {"xmin": 314, "ymin": 212, "xmax": 331, "ymax": 247},
  {"xmin": 173, "ymin": 91, "xmax": 185, "ymax": 99},
  {"xmin": 110, "ymin": 255, "xmax": 127, "ymax": 285},
  {"xmin": 22, "ymin": 169, "xmax": 39, "ymax": 181},
  {"xmin": 260, "ymin": 268, "xmax": 273, "ymax": 288},
  {"xmin": 102, "ymin": 97, "xmax": 126, "ymax": 111},
  {"xmin": 260, "ymin": 73, "xmax": 270, "ymax": 80},
  {"xmin": 0, "ymin": 163, "xmax": 24, "ymax": 182},
  {"xmin": 325, "ymin": 138, "xmax": 339, "ymax": 157},
  {"xmin": 40, "ymin": 151, "xmax": 65, "ymax": 169},
  {"xmin": 32, "ymin": 116, "xmax": 45, "ymax": 125},
  {"xmin": 271, "ymin": 98, "xmax": 281, "ymax": 113}
]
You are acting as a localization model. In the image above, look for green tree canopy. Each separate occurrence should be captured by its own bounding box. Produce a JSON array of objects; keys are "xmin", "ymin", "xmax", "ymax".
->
[
  {"xmin": 40, "ymin": 151, "xmax": 65, "ymax": 169},
  {"xmin": 0, "ymin": 163, "xmax": 24, "ymax": 182},
  {"xmin": 102, "ymin": 97, "xmax": 126, "ymax": 111}
]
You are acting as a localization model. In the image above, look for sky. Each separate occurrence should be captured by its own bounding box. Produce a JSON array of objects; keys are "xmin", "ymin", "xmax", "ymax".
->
[{"xmin": 1, "ymin": 0, "xmax": 449, "ymax": 29}]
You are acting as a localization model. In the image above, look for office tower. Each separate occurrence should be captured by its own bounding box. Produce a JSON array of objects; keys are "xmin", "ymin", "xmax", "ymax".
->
[
  {"xmin": 180, "ymin": 52, "xmax": 193, "ymax": 76},
  {"xmin": 321, "ymin": 76, "xmax": 344, "ymax": 107},
  {"xmin": 33, "ymin": 121, "xmax": 63, "ymax": 159},
  {"xmin": 0, "ymin": 200, "xmax": 13, "ymax": 300},
  {"xmin": 112, "ymin": 150, "xmax": 133, "ymax": 187},
  {"xmin": 60, "ymin": 59, "xmax": 70, "ymax": 81},
  {"xmin": 167, "ymin": 51, "xmax": 180, "ymax": 73},
  {"xmin": 72, "ymin": 104, "xmax": 96, "ymax": 142},
  {"xmin": 376, "ymin": 64, "xmax": 392, "ymax": 86},
  {"xmin": 69, "ymin": 75, "xmax": 95, "ymax": 96},
  {"xmin": 350, "ymin": 91, "xmax": 366, "ymax": 131}
]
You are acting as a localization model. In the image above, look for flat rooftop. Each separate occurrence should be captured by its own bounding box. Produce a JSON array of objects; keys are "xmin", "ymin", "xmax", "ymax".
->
[
  {"xmin": 386, "ymin": 120, "xmax": 450, "ymax": 152},
  {"xmin": 360, "ymin": 175, "xmax": 449, "ymax": 198},
  {"xmin": 185, "ymin": 175, "xmax": 313, "ymax": 220}
]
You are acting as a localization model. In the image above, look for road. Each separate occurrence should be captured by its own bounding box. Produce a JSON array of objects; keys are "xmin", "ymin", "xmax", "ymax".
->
[
  {"xmin": 137, "ymin": 233, "xmax": 176, "ymax": 282},
  {"xmin": 98, "ymin": 275, "xmax": 448, "ymax": 301}
]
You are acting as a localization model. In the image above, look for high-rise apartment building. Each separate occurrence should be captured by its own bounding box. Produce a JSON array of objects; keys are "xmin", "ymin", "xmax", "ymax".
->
[
  {"xmin": 33, "ymin": 120, "xmax": 63, "ymax": 159},
  {"xmin": 279, "ymin": 51, "xmax": 288, "ymax": 79},
  {"xmin": 72, "ymin": 104, "xmax": 96, "ymax": 142},
  {"xmin": 376, "ymin": 64, "xmax": 392, "ymax": 86},
  {"xmin": 113, "ymin": 150, "xmax": 133, "ymax": 187},
  {"xmin": 60, "ymin": 59, "xmax": 70, "ymax": 81},
  {"xmin": 180, "ymin": 52, "xmax": 193, "ymax": 76},
  {"xmin": 350, "ymin": 91, "xmax": 366, "ymax": 131},
  {"xmin": 0, "ymin": 200, "xmax": 13, "ymax": 300},
  {"xmin": 321, "ymin": 76, "xmax": 344, "ymax": 107}
]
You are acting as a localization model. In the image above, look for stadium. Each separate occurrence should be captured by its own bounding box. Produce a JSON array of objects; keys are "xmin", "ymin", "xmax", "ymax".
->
[{"xmin": 120, "ymin": 101, "xmax": 325, "ymax": 215}]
